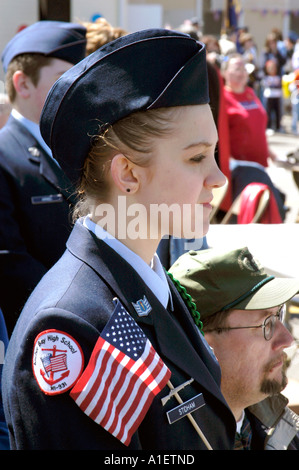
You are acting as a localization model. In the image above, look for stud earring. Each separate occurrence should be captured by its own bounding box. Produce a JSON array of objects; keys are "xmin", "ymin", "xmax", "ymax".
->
[{"xmin": 126, "ymin": 188, "xmax": 130, "ymax": 192}]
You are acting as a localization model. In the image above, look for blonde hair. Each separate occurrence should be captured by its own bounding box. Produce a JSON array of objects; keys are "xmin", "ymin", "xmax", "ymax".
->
[
  {"xmin": 83, "ymin": 18, "xmax": 128, "ymax": 56},
  {"xmin": 73, "ymin": 106, "xmax": 182, "ymax": 220}
]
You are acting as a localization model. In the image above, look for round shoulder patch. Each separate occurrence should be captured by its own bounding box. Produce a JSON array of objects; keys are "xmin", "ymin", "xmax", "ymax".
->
[{"xmin": 32, "ymin": 329, "xmax": 84, "ymax": 396}]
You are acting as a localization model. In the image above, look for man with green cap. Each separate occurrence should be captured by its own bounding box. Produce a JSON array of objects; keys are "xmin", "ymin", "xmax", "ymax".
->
[{"xmin": 169, "ymin": 246, "xmax": 299, "ymax": 450}]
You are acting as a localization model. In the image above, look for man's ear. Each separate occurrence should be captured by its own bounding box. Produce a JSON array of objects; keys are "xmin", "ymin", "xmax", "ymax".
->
[
  {"xmin": 12, "ymin": 71, "xmax": 32, "ymax": 99},
  {"xmin": 203, "ymin": 332, "xmax": 216, "ymax": 349},
  {"xmin": 110, "ymin": 153, "xmax": 140, "ymax": 194}
]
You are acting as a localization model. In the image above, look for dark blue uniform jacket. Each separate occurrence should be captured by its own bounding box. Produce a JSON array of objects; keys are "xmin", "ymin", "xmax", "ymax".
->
[
  {"xmin": 0, "ymin": 115, "xmax": 76, "ymax": 334},
  {"xmin": 2, "ymin": 219, "xmax": 236, "ymax": 450}
]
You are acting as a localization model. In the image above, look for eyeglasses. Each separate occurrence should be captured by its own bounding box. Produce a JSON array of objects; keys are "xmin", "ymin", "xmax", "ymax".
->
[{"xmin": 208, "ymin": 304, "xmax": 286, "ymax": 341}]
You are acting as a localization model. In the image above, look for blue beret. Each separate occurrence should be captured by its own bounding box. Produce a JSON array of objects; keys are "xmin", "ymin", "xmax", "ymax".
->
[
  {"xmin": 2, "ymin": 21, "xmax": 86, "ymax": 72},
  {"xmin": 40, "ymin": 28, "xmax": 209, "ymax": 185}
]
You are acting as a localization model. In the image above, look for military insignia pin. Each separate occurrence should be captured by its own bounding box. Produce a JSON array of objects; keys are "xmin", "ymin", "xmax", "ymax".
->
[{"xmin": 132, "ymin": 295, "xmax": 152, "ymax": 317}]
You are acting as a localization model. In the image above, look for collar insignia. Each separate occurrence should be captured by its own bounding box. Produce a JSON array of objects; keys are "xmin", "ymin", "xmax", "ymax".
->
[
  {"xmin": 28, "ymin": 146, "xmax": 40, "ymax": 158},
  {"xmin": 132, "ymin": 295, "xmax": 152, "ymax": 317}
]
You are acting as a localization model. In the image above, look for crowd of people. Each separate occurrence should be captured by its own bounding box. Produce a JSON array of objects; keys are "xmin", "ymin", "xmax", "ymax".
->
[
  {"xmin": 185, "ymin": 21, "xmax": 299, "ymax": 222},
  {"xmin": 199, "ymin": 24, "xmax": 299, "ymax": 135},
  {"xmin": 0, "ymin": 16, "xmax": 298, "ymax": 451}
]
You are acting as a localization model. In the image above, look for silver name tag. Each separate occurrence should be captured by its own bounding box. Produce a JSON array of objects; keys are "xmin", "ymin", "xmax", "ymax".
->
[
  {"xmin": 167, "ymin": 393, "xmax": 205, "ymax": 424},
  {"xmin": 31, "ymin": 194, "xmax": 63, "ymax": 204}
]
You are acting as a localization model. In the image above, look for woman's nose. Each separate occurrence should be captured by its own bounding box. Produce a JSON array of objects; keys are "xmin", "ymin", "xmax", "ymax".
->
[{"xmin": 206, "ymin": 162, "xmax": 227, "ymax": 190}]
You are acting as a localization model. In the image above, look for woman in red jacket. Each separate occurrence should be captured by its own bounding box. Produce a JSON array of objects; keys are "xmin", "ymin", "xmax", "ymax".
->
[
  {"xmin": 221, "ymin": 53, "xmax": 286, "ymax": 220},
  {"xmin": 222, "ymin": 53, "xmax": 277, "ymax": 167}
]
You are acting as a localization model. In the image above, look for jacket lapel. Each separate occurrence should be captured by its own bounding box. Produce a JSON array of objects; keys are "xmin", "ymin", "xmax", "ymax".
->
[
  {"xmin": 66, "ymin": 221, "xmax": 137, "ymax": 314},
  {"xmin": 36, "ymin": 148, "xmax": 77, "ymax": 204},
  {"xmin": 136, "ymin": 281, "xmax": 224, "ymax": 399},
  {"xmin": 10, "ymin": 117, "xmax": 77, "ymax": 204}
]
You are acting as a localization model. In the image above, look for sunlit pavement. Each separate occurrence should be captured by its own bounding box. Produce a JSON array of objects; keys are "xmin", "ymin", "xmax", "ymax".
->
[{"xmin": 265, "ymin": 116, "xmax": 299, "ymax": 412}]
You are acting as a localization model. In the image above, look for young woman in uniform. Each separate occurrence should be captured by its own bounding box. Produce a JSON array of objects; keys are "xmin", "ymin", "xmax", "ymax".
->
[{"xmin": 2, "ymin": 29, "xmax": 236, "ymax": 450}]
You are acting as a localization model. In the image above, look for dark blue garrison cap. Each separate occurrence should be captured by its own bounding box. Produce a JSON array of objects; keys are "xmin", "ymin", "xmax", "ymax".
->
[
  {"xmin": 2, "ymin": 21, "xmax": 87, "ymax": 72},
  {"xmin": 40, "ymin": 28, "xmax": 209, "ymax": 185}
]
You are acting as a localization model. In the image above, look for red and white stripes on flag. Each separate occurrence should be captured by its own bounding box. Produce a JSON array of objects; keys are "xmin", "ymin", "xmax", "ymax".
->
[
  {"xmin": 41, "ymin": 353, "xmax": 67, "ymax": 374},
  {"xmin": 70, "ymin": 299, "xmax": 171, "ymax": 446}
]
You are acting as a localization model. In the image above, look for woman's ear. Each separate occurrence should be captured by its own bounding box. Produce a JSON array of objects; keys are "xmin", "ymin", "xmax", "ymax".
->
[
  {"xmin": 12, "ymin": 71, "xmax": 32, "ymax": 99},
  {"xmin": 110, "ymin": 153, "xmax": 140, "ymax": 194}
]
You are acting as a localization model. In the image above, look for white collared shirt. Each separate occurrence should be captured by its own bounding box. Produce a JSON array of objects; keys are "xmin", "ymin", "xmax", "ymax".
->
[
  {"xmin": 11, "ymin": 108, "xmax": 53, "ymax": 157},
  {"xmin": 83, "ymin": 216, "xmax": 172, "ymax": 310},
  {"xmin": 236, "ymin": 410, "xmax": 245, "ymax": 433}
]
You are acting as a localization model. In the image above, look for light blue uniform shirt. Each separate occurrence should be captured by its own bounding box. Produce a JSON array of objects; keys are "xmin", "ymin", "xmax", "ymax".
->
[
  {"xmin": 83, "ymin": 216, "xmax": 173, "ymax": 310},
  {"xmin": 11, "ymin": 108, "xmax": 53, "ymax": 157}
]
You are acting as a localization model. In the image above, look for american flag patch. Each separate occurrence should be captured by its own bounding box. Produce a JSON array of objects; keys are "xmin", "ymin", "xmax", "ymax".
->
[
  {"xmin": 41, "ymin": 353, "xmax": 67, "ymax": 374},
  {"xmin": 70, "ymin": 299, "xmax": 171, "ymax": 446}
]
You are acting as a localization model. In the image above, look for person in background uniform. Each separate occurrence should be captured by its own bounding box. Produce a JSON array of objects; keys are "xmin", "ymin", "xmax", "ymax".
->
[
  {"xmin": 170, "ymin": 246, "xmax": 299, "ymax": 450},
  {"xmin": 0, "ymin": 94, "xmax": 11, "ymax": 129},
  {"xmin": 0, "ymin": 21, "xmax": 87, "ymax": 335},
  {"xmin": 2, "ymin": 29, "xmax": 236, "ymax": 450},
  {"xmin": 0, "ymin": 309, "xmax": 9, "ymax": 449}
]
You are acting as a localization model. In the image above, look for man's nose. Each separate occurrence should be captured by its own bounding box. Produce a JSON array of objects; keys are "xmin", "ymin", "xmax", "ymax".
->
[{"xmin": 272, "ymin": 321, "xmax": 294, "ymax": 350}]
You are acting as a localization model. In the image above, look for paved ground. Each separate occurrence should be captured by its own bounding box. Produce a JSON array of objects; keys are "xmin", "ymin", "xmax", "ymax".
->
[
  {"xmin": 267, "ymin": 116, "xmax": 299, "ymax": 223},
  {"xmin": 262, "ymin": 116, "xmax": 299, "ymax": 411}
]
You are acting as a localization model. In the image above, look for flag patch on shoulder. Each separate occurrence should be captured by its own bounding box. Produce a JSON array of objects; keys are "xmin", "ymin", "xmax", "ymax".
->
[
  {"xmin": 70, "ymin": 299, "xmax": 171, "ymax": 446},
  {"xmin": 32, "ymin": 329, "xmax": 84, "ymax": 395}
]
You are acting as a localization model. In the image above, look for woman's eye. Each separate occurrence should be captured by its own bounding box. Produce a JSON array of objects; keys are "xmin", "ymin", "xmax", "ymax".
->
[{"xmin": 190, "ymin": 154, "xmax": 206, "ymax": 163}]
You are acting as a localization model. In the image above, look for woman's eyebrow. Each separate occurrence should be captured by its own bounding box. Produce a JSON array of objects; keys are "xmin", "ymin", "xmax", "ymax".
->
[{"xmin": 183, "ymin": 140, "xmax": 214, "ymax": 151}]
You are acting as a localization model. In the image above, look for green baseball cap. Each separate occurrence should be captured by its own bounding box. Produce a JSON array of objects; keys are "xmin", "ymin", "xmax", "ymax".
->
[{"xmin": 169, "ymin": 247, "xmax": 299, "ymax": 319}]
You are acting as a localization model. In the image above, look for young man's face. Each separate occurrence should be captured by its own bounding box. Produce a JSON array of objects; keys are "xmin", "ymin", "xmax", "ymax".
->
[{"xmin": 30, "ymin": 58, "xmax": 72, "ymax": 122}]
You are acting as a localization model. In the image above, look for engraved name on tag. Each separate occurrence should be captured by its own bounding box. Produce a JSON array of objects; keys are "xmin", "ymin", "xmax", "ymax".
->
[
  {"xmin": 166, "ymin": 393, "xmax": 205, "ymax": 425},
  {"xmin": 31, "ymin": 194, "xmax": 63, "ymax": 204}
]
